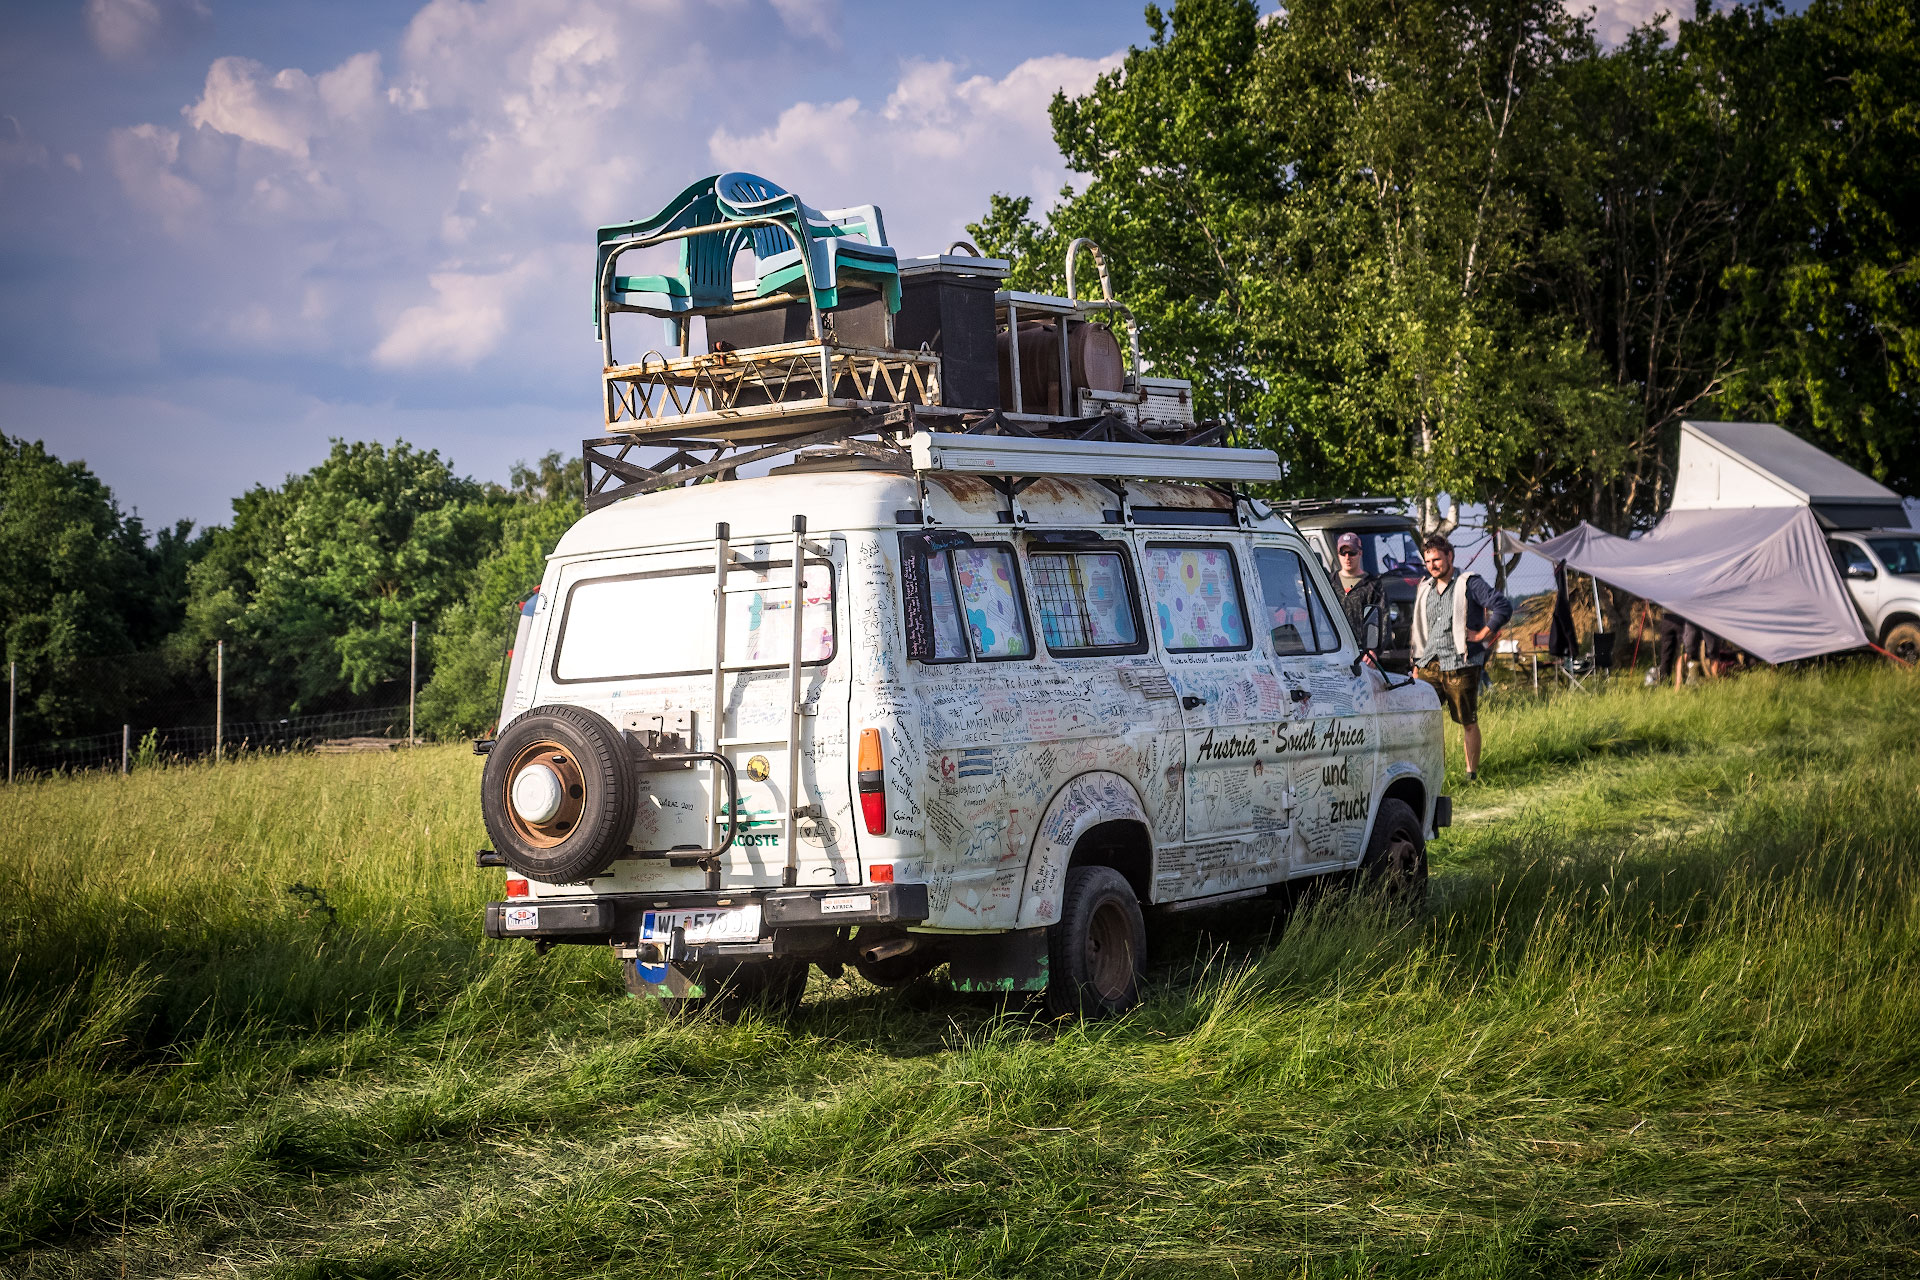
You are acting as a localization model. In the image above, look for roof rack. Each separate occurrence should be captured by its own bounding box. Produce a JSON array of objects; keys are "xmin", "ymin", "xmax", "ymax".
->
[
  {"xmin": 1270, "ymin": 497, "xmax": 1408, "ymax": 519},
  {"xmin": 582, "ymin": 405, "xmax": 1270, "ymax": 511}
]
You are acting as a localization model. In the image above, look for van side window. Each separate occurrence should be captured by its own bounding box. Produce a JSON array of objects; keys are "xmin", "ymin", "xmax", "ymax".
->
[
  {"xmin": 902, "ymin": 539, "xmax": 1034, "ymax": 663},
  {"xmin": 1028, "ymin": 547, "xmax": 1146, "ymax": 656},
  {"xmin": 1141, "ymin": 543, "xmax": 1252, "ymax": 652},
  {"xmin": 1252, "ymin": 548, "xmax": 1344, "ymax": 655}
]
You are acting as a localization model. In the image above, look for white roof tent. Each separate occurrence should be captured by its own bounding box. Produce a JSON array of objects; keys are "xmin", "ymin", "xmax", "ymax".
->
[{"xmin": 1673, "ymin": 420, "xmax": 1906, "ymax": 530}]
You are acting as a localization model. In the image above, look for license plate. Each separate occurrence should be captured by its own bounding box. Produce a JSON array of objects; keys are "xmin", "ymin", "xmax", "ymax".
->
[
  {"xmin": 502, "ymin": 905, "xmax": 539, "ymax": 931},
  {"xmin": 640, "ymin": 904, "xmax": 763, "ymax": 945}
]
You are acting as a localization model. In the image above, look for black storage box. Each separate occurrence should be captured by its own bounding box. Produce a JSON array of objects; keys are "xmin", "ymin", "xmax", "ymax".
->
[
  {"xmin": 705, "ymin": 288, "xmax": 892, "ymax": 350},
  {"xmin": 894, "ymin": 259, "xmax": 1007, "ymax": 410}
]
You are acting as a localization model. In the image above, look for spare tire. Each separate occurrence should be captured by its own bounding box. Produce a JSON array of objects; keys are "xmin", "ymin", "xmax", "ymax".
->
[{"xmin": 482, "ymin": 704, "xmax": 637, "ymax": 883}]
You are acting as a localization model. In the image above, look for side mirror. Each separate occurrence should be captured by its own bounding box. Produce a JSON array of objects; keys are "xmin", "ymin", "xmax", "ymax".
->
[
  {"xmin": 1846, "ymin": 564, "xmax": 1877, "ymax": 581},
  {"xmin": 1361, "ymin": 603, "xmax": 1384, "ymax": 653}
]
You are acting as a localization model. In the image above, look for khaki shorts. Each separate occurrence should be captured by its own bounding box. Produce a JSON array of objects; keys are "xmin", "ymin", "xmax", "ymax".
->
[{"xmin": 1417, "ymin": 661, "xmax": 1481, "ymax": 727}]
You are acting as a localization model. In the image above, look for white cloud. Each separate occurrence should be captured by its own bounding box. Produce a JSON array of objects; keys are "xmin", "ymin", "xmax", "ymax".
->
[
  {"xmin": 710, "ymin": 52, "xmax": 1120, "ymax": 248},
  {"xmin": 96, "ymin": 0, "xmax": 1116, "ymax": 390},
  {"xmin": 85, "ymin": 0, "xmax": 163, "ymax": 59},
  {"xmin": 770, "ymin": 0, "xmax": 839, "ymax": 44},
  {"xmin": 1577, "ymin": 0, "xmax": 1681, "ymax": 45},
  {"xmin": 107, "ymin": 123, "xmax": 203, "ymax": 233},
  {"xmin": 0, "ymin": 115, "xmax": 49, "ymax": 169},
  {"xmin": 187, "ymin": 57, "xmax": 331, "ymax": 158},
  {"xmin": 85, "ymin": 0, "xmax": 209, "ymax": 60},
  {"xmin": 373, "ymin": 256, "xmax": 547, "ymax": 368}
]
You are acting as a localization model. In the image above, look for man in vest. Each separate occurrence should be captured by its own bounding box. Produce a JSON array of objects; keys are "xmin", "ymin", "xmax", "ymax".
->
[{"xmin": 1412, "ymin": 533, "xmax": 1512, "ymax": 781}]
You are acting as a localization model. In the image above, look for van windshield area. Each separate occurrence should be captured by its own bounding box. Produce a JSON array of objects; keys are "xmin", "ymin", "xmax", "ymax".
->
[
  {"xmin": 1868, "ymin": 537, "xmax": 1920, "ymax": 576},
  {"xmin": 1351, "ymin": 528, "xmax": 1423, "ymax": 580}
]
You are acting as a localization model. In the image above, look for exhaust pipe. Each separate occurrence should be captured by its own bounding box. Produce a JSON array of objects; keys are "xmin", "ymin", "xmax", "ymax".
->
[{"xmin": 860, "ymin": 937, "xmax": 918, "ymax": 965}]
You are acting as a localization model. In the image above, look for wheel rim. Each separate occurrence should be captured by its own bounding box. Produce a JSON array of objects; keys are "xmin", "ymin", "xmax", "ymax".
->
[
  {"xmin": 1084, "ymin": 899, "xmax": 1136, "ymax": 1002},
  {"xmin": 1383, "ymin": 833, "xmax": 1421, "ymax": 891},
  {"xmin": 501, "ymin": 739, "xmax": 587, "ymax": 848}
]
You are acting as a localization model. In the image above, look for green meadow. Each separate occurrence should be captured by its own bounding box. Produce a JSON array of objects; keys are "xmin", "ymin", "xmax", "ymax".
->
[{"xmin": 2, "ymin": 665, "xmax": 1917, "ymax": 1278}]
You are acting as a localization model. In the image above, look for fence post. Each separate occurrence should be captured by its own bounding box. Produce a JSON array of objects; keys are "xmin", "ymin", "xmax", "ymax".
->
[
  {"xmin": 215, "ymin": 640, "xmax": 224, "ymax": 764},
  {"xmin": 409, "ymin": 620, "xmax": 417, "ymax": 746},
  {"xmin": 6, "ymin": 661, "xmax": 13, "ymax": 783},
  {"xmin": 122, "ymin": 724, "xmax": 130, "ymax": 775}
]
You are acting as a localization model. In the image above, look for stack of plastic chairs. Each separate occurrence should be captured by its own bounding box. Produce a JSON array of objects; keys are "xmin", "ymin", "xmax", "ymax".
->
[{"xmin": 714, "ymin": 172, "xmax": 901, "ymax": 314}]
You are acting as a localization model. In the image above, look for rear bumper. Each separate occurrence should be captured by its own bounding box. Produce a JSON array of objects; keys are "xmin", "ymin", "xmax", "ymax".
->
[{"xmin": 483, "ymin": 882, "xmax": 931, "ymax": 948}]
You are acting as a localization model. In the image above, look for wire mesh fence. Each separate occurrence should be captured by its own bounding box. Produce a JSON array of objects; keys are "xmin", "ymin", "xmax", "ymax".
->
[
  {"xmin": 5, "ymin": 638, "xmax": 426, "ymax": 779},
  {"xmin": 11, "ymin": 704, "xmax": 414, "ymax": 776}
]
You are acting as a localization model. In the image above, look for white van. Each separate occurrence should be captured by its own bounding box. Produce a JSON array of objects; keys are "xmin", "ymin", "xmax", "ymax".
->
[{"xmin": 478, "ymin": 431, "xmax": 1448, "ymax": 1016}]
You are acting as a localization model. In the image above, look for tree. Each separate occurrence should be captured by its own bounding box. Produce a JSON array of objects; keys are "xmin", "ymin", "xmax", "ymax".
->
[
  {"xmin": 177, "ymin": 441, "xmax": 507, "ymax": 715},
  {"xmin": 1716, "ymin": 0, "xmax": 1920, "ymax": 493},
  {"xmin": 0, "ymin": 435, "xmax": 202, "ymax": 737},
  {"xmin": 970, "ymin": 0, "xmax": 1627, "ymax": 539},
  {"xmin": 418, "ymin": 452, "xmax": 583, "ymax": 738}
]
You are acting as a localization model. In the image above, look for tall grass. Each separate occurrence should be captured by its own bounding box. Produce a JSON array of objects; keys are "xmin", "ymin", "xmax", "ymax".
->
[{"xmin": 1, "ymin": 665, "xmax": 1916, "ymax": 1277}]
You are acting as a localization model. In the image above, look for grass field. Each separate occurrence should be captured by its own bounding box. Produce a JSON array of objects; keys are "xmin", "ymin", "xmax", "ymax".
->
[{"xmin": 2, "ymin": 665, "xmax": 1917, "ymax": 1278}]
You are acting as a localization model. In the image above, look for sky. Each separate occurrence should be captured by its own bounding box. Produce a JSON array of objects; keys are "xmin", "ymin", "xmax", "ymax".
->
[{"xmin": 1, "ymin": 0, "xmax": 1681, "ymax": 533}]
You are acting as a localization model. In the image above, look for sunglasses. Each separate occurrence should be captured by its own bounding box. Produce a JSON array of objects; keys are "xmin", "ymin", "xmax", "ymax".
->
[{"xmin": 1337, "ymin": 547, "xmax": 1362, "ymax": 556}]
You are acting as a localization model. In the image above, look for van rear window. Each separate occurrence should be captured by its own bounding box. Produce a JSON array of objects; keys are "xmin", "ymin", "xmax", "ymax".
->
[
  {"xmin": 552, "ymin": 562, "xmax": 834, "ymax": 682},
  {"xmin": 902, "ymin": 540, "xmax": 1033, "ymax": 663}
]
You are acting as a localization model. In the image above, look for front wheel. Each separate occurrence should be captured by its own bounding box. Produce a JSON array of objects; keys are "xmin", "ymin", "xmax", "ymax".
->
[
  {"xmin": 1885, "ymin": 621, "xmax": 1920, "ymax": 666},
  {"xmin": 1358, "ymin": 798, "xmax": 1428, "ymax": 908},
  {"xmin": 1045, "ymin": 866, "xmax": 1146, "ymax": 1018}
]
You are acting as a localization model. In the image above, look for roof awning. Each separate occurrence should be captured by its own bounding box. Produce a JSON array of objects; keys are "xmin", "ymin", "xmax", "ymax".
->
[{"xmin": 1512, "ymin": 507, "xmax": 1870, "ymax": 664}]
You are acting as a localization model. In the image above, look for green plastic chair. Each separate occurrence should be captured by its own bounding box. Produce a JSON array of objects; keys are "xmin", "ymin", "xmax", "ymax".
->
[
  {"xmin": 715, "ymin": 172, "xmax": 901, "ymax": 314},
  {"xmin": 594, "ymin": 175, "xmax": 784, "ymax": 348}
]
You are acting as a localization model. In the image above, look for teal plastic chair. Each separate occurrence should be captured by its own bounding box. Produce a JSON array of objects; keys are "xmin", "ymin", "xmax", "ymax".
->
[
  {"xmin": 715, "ymin": 172, "xmax": 901, "ymax": 314},
  {"xmin": 594, "ymin": 175, "xmax": 777, "ymax": 348}
]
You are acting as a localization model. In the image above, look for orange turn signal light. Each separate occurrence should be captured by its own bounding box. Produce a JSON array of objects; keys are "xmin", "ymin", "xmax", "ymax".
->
[{"xmin": 857, "ymin": 727, "xmax": 886, "ymax": 835}]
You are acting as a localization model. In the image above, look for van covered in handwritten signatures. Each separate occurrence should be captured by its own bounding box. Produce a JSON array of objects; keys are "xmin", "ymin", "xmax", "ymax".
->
[{"xmin": 476, "ymin": 461, "xmax": 1447, "ymax": 1016}]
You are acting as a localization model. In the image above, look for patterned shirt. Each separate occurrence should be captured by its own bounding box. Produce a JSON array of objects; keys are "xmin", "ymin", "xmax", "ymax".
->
[{"xmin": 1419, "ymin": 575, "xmax": 1464, "ymax": 670}]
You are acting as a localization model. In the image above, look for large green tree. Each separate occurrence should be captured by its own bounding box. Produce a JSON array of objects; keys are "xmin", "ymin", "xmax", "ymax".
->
[
  {"xmin": 1717, "ymin": 0, "xmax": 1920, "ymax": 492},
  {"xmin": 973, "ymin": 0, "xmax": 1920, "ymax": 566},
  {"xmin": 419, "ymin": 452, "xmax": 583, "ymax": 739},
  {"xmin": 178, "ymin": 441, "xmax": 507, "ymax": 715},
  {"xmin": 0, "ymin": 435, "xmax": 201, "ymax": 737},
  {"xmin": 972, "ymin": 0, "xmax": 1625, "ymax": 543}
]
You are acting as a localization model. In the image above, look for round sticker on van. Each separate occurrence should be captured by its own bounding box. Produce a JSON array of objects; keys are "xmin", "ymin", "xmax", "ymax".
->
[{"xmin": 746, "ymin": 754, "xmax": 771, "ymax": 782}]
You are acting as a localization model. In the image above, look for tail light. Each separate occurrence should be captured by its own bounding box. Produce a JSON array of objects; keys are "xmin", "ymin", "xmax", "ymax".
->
[
  {"xmin": 505, "ymin": 878, "xmax": 530, "ymax": 899},
  {"xmin": 868, "ymin": 862, "xmax": 894, "ymax": 884},
  {"xmin": 857, "ymin": 727, "xmax": 886, "ymax": 835}
]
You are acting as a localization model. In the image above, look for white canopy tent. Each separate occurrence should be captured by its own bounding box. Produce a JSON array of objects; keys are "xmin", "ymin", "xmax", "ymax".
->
[{"xmin": 1511, "ymin": 422, "xmax": 1901, "ymax": 664}]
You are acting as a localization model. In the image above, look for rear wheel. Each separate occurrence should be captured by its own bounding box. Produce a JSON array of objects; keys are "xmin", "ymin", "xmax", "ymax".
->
[
  {"xmin": 1358, "ymin": 798, "xmax": 1427, "ymax": 908},
  {"xmin": 1045, "ymin": 866, "xmax": 1146, "ymax": 1018},
  {"xmin": 1884, "ymin": 621, "xmax": 1920, "ymax": 665}
]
